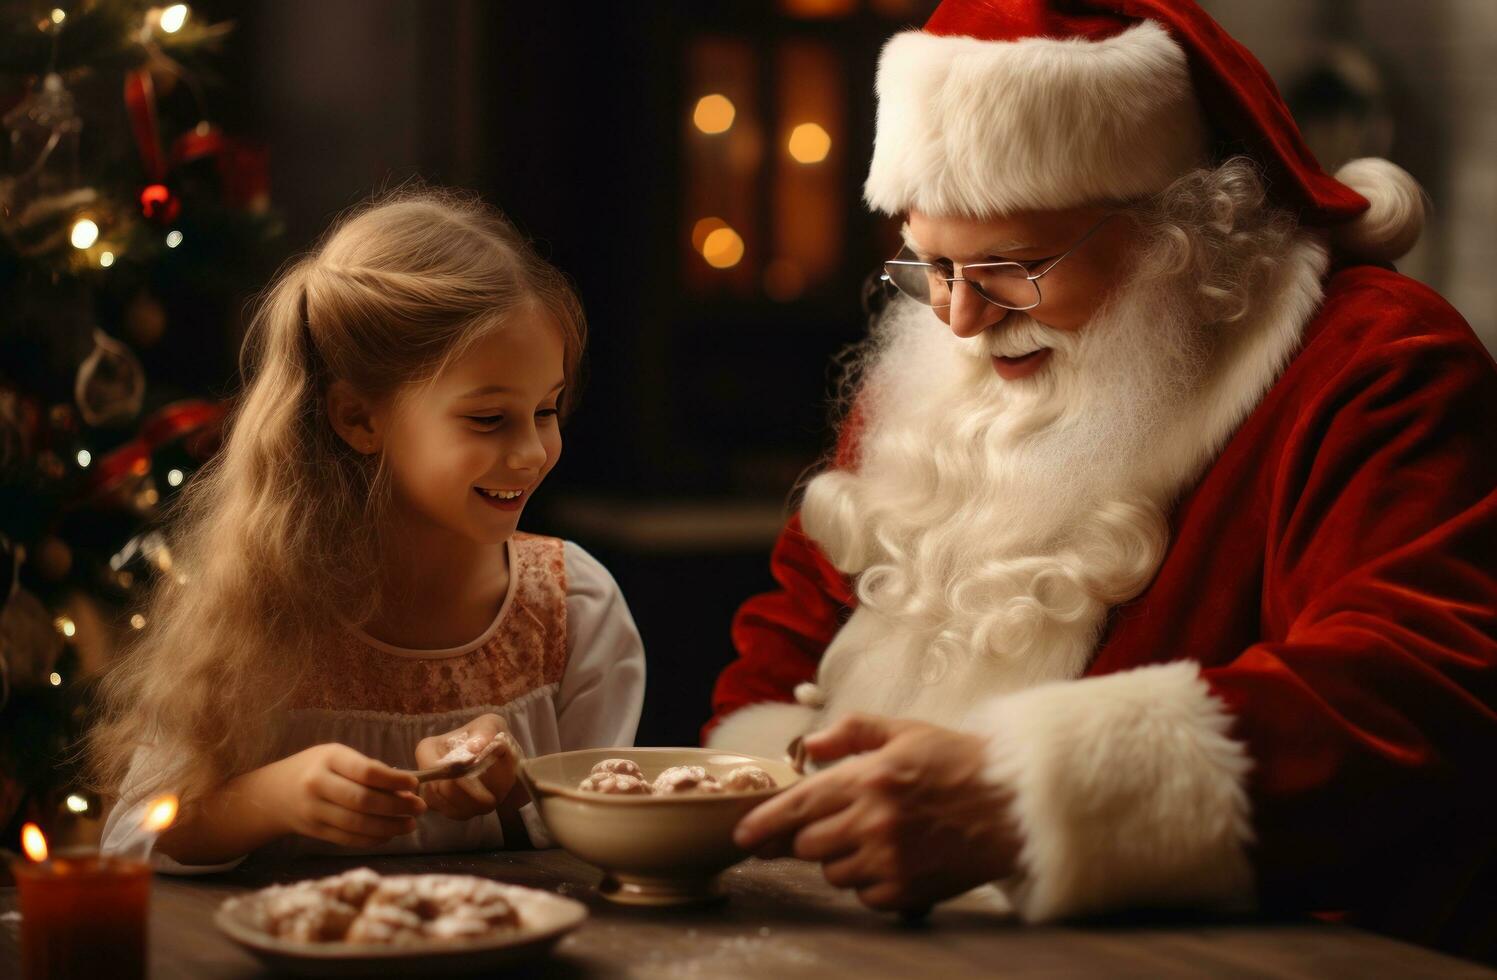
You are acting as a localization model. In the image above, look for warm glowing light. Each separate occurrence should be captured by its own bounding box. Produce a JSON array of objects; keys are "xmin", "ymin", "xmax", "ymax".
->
[
  {"xmin": 701, "ymin": 227, "xmax": 745, "ymax": 269},
  {"xmin": 692, "ymin": 94, "xmax": 735, "ymax": 134},
  {"xmin": 66, "ymin": 794, "xmax": 89, "ymax": 814},
  {"xmin": 70, "ymin": 218, "xmax": 99, "ymax": 249},
  {"xmin": 76, "ymin": 449, "xmax": 91, "ymax": 467},
  {"xmin": 165, "ymin": 230, "xmax": 183, "ymax": 248},
  {"xmin": 54, "ymin": 616, "xmax": 76, "ymax": 638},
  {"xmin": 142, "ymin": 795, "xmax": 179, "ymax": 833},
  {"xmin": 50, "ymin": 8, "xmax": 66, "ymax": 25},
  {"xmin": 48, "ymin": 671, "xmax": 62, "ymax": 686},
  {"xmin": 99, "ymin": 250, "xmax": 115, "ymax": 267},
  {"xmin": 130, "ymin": 613, "xmax": 146, "ymax": 629},
  {"xmin": 167, "ymin": 468, "xmax": 184, "ymax": 487},
  {"xmin": 159, "ymin": 4, "xmax": 189, "ymax": 33},
  {"xmin": 22, "ymin": 823, "xmax": 48, "ymax": 862},
  {"xmin": 787, "ymin": 123, "xmax": 831, "ymax": 164},
  {"xmin": 690, "ymin": 216, "xmax": 729, "ymax": 253}
]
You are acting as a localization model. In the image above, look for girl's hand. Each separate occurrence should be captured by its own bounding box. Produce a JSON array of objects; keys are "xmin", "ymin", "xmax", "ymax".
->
[
  {"xmin": 415, "ymin": 714, "xmax": 519, "ymax": 821},
  {"xmin": 266, "ymin": 743, "xmax": 426, "ymax": 849}
]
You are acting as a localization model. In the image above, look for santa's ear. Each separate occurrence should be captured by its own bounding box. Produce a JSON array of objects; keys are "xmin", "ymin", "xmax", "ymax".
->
[{"xmin": 326, "ymin": 380, "xmax": 381, "ymax": 454}]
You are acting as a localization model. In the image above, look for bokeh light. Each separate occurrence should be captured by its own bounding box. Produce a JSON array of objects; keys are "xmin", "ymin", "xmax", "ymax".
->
[
  {"xmin": 702, "ymin": 227, "xmax": 745, "ymax": 269},
  {"xmin": 787, "ymin": 123, "xmax": 831, "ymax": 164},
  {"xmin": 70, "ymin": 218, "xmax": 99, "ymax": 249},
  {"xmin": 692, "ymin": 94, "xmax": 735, "ymax": 134}
]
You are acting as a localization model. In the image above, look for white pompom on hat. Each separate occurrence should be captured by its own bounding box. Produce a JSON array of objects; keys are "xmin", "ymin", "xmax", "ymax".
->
[
  {"xmin": 1330, "ymin": 158, "xmax": 1427, "ymax": 262},
  {"xmin": 866, "ymin": 0, "xmax": 1425, "ymax": 261}
]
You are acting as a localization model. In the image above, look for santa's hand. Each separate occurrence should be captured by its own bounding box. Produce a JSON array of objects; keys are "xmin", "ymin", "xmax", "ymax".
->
[
  {"xmin": 415, "ymin": 714, "xmax": 518, "ymax": 821},
  {"xmin": 734, "ymin": 713, "xmax": 1020, "ymax": 914}
]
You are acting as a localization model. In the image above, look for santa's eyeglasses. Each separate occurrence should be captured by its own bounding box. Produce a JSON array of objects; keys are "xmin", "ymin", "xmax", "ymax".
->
[{"xmin": 880, "ymin": 214, "xmax": 1113, "ymax": 312}]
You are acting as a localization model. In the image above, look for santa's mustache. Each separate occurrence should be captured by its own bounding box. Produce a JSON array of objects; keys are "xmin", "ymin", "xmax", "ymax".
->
[{"xmin": 953, "ymin": 314, "xmax": 1076, "ymax": 362}]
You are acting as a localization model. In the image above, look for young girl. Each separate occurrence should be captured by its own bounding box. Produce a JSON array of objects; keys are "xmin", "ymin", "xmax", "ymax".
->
[{"xmin": 92, "ymin": 188, "xmax": 644, "ymax": 870}]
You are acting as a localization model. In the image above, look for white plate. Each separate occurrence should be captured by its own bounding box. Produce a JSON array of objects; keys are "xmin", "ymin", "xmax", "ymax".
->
[{"xmin": 215, "ymin": 877, "xmax": 586, "ymax": 977}]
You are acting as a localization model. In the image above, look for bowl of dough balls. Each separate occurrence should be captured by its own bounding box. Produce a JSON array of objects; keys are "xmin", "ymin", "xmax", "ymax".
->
[{"xmin": 519, "ymin": 747, "xmax": 798, "ymax": 906}]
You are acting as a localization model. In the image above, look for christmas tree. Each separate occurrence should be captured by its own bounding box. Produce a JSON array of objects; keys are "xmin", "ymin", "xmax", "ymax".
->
[{"xmin": 0, "ymin": 1, "xmax": 281, "ymax": 849}]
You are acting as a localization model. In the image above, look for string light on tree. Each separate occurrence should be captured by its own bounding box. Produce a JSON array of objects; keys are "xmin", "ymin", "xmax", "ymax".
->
[
  {"xmin": 65, "ymin": 794, "xmax": 89, "ymax": 814},
  {"xmin": 158, "ymin": 4, "xmax": 189, "ymax": 34},
  {"xmin": 76, "ymin": 449, "xmax": 91, "ymax": 467},
  {"xmin": 70, "ymin": 218, "xmax": 99, "ymax": 249},
  {"xmin": 99, "ymin": 251, "xmax": 115, "ymax": 268},
  {"xmin": 53, "ymin": 616, "xmax": 76, "ymax": 638},
  {"xmin": 130, "ymin": 614, "xmax": 146, "ymax": 630},
  {"xmin": 49, "ymin": 672, "xmax": 62, "ymax": 687},
  {"xmin": 165, "ymin": 230, "xmax": 183, "ymax": 248},
  {"xmin": 49, "ymin": 8, "xmax": 65, "ymax": 25},
  {"xmin": 167, "ymin": 468, "xmax": 184, "ymax": 487}
]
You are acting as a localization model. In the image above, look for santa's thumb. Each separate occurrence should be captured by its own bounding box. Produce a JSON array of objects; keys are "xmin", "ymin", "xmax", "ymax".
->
[{"xmin": 804, "ymin": 713, "xmax": 908, "ymax": 762}]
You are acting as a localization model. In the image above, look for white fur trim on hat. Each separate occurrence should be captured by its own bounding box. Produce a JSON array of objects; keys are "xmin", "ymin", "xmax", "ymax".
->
[
  {"xmin": 1331, "ymin": 157, "xmax": 1426, "ymax": 262},
  {"xmin": 865, "ymin": 21, "xmax": 1210, "ymax": 217},
  {"xmin": 706, "ymin": 700, "xmax": 819, "ymax": 759},
  {"xmin": 970, "ymin": 661, "xmax": 1255, "ymax": 920}
]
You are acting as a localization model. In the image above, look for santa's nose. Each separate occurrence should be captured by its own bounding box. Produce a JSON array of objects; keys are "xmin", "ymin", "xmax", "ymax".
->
[{"xmin": 946, "ymin": 279, "xmax": 1010, "ymax": 339}]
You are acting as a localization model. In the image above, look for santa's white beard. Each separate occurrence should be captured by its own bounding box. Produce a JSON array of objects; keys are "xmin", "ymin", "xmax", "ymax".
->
[{"xmin": 801, "ymin": 273, "xmax": 1215, "ymax": 697}]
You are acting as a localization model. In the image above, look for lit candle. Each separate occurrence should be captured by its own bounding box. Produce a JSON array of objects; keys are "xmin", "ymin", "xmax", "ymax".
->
[{"xmin": 11, "ymin": 797, "xmax": 176, "ymax": 980}]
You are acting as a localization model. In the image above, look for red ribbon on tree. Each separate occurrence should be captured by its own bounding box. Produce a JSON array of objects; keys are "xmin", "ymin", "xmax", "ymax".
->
[
  {"xmin": 123, "ymin": 70, "xmax": 167, "ymax": 183},
  {"xmin": 80, "ymin": 399, "xmax": 227, "ymax": 500}
]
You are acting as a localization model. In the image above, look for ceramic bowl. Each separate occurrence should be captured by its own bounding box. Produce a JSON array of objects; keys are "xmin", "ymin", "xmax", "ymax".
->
[{"xmin": 519, "ymin": 747, "xmax": 798, "ymax": 906}]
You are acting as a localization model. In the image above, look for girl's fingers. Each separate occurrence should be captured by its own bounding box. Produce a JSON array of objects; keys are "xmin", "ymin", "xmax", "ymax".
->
[
  {"xmin": 327, "ymin": 746, "xmax": 419, "ymax": 793},
  {"xmin": 422, "ymin": 779, "xmax": 485, "ymax": 820},
  {"xmin": 451, "ymin": 775, "xmax": 498, "ymax": 810},
  {"xmin": 323, "ymin": 773, "xmax": 425, "ymax": 818},
  {"xmin": 310, "ymin": 821, "xmax": 390, "ymax": 850},
  {"xmin": 478, "ymin": 751, "xmax": 518, "ymax": 798},
  {"xmin": 314, "ymin": 801, "xmax": 417, "ymax": 840}
]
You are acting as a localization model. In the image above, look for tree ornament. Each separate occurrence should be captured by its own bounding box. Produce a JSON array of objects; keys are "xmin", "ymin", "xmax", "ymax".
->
[
  {"xmin": 138, "ymin": 182, "xmax": 180, "ymax": 225},
  {"xmin": 74, "ymin": 329, "xmax": 146, "ymax": 427}
]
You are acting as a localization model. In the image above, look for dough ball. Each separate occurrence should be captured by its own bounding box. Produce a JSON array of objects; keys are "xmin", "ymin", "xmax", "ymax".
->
[
  {"xmin": 578, "ymin": 772, "xmax": 654, "ymax": 795},
  {"xmin": 653, "ymin": 765, "xmax": 724, "ymax": 795},
  {"xmin": 723, "ymin": 765, "xmax": 777, "ymax": 792},
  {"xmin": 590, "ymin": 758, "xmax": 644, "ymax": 778}
]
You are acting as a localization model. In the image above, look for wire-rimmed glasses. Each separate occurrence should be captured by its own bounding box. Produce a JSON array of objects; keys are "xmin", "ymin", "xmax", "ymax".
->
[{"xmin": 880, "ymin": 215, "xmax": 1113, "ymax": 312}]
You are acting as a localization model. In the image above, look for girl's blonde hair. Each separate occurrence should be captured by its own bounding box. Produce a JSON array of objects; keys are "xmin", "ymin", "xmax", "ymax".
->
[{"xmin": 89, "ymin": 187, "xmax": 586, "ymax": 806}]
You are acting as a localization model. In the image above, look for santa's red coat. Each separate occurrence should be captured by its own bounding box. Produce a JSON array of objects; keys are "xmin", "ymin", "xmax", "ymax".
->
[{"xmin": 707, "ymin": 263, "xmax": 1497, "ymax": 959}]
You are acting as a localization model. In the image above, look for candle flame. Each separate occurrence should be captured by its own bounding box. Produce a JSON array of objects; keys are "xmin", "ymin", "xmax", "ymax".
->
[
  {"xmin": 142, "ymin": 795, "xmax": 178, "ymax": 834},
  {"xmin": 21, "ymin": 822, "xmax": 48, "ymax": 862}
]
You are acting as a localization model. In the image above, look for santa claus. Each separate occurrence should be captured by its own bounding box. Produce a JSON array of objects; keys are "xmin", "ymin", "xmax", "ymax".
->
[{"xmin": 706, "ymin": 0, "xmax": 1497, "ymax": 960}]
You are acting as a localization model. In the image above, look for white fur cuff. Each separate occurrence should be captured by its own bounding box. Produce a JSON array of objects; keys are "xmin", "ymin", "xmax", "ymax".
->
[
  {"xmin": 706, "ymin": 701, "xmax": 820, "ymax": 760},
  {"xmin": 971, "ymin": 661, "xmax": 1255, "ymax": 920}
]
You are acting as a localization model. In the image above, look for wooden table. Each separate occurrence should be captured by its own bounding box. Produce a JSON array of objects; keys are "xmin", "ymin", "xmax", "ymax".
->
[{"xmin": 3, "ymin": 850, "xmax": 1491, "ymax": 978}]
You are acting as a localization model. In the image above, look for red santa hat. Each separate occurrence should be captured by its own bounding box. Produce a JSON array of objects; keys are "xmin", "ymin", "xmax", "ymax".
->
[{"xmin": 865, "ymin": 0, "xmax": 1424, "ymax": 261}]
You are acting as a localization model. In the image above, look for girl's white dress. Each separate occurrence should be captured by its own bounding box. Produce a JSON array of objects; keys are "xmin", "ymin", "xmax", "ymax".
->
[{"xmin": 101, "ymin": 534, "xmax": 645, "ymax": 872}]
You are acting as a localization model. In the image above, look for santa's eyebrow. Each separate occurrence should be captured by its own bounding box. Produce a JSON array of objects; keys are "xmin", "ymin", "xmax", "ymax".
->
[{"xmin": 898, "ymin": 223, "xmax": 1034, "ymax": 260}]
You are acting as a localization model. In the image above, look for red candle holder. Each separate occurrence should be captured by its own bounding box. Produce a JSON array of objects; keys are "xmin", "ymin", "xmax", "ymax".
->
[{"xmin": 12, "ymin": 848, "xmax": 150, "ymax": 980}]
